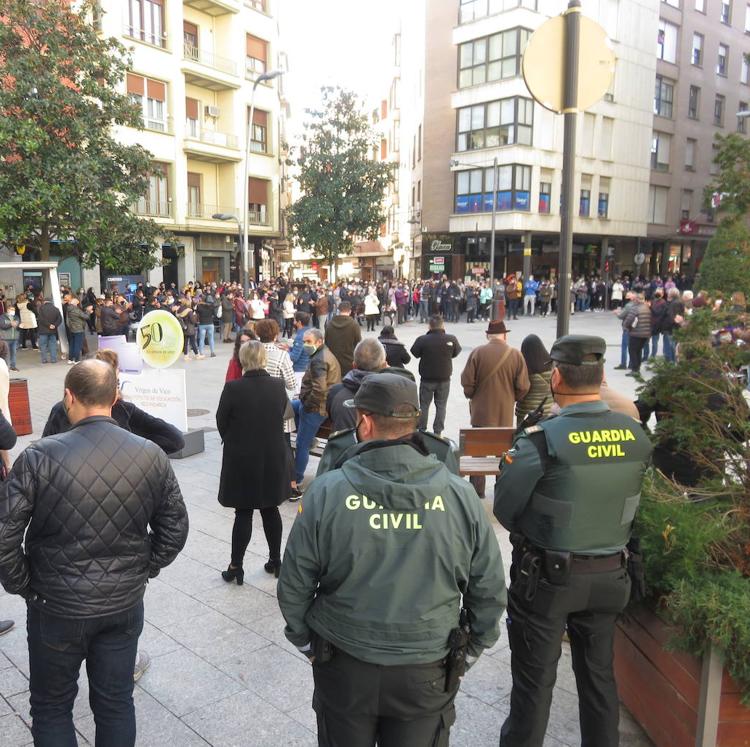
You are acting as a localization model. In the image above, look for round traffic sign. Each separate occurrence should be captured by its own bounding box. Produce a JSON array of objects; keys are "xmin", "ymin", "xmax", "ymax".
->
[
  {"xmin": 522, "ymin": 13, "xmax": 615, "ymax": 114},
  {"xmin": 634, "ymin": 253, "xmax": 646, "ymax": 266}
]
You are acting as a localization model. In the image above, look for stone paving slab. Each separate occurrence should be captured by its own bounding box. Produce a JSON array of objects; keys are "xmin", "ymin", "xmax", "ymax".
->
[{"xmin": 0, "ymin": 311, "xmax": 653, "ymax": 746}]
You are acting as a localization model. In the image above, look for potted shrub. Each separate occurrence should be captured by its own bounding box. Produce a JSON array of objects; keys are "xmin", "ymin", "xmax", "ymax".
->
[{"xmin": 614, "ymin": 308, "xmax": 750, "ymax": 746}]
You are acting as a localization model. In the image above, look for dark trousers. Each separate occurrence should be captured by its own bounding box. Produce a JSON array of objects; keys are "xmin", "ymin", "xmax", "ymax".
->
[
  {"xmin": 20, "ymin": 328, "xmax": 37, "ymax": 348},
  {"xmin": 500, "ymin": 564, "xmax": 630, "ymax": 747},
  {"xmin": 417, "ymin": 380, "xmax": 450, "ymax": 436},
  {"xmin": 366, "ymin": 314, "xmax": 378, "ymax": 332},
  {"xmin": 312, "ymin": 645, "xmax": 457, "ymax": 747},
  {"xmin": 69, "ymin": 331, "xmax": 84, "ymax": 362},
  {"xmin": 27, "ymin": 601, "xmax": 144, "ymax": 747},
  {"xmin": 231, "ymin": 506, "xmax": 283, "ymax": 566},
  {"xmin": 508, "ymin": 299, "xmax": 519, "ymax": 319},
  {"xmin": 627, "ymin": 337, "xmax": 649, "ymax": 372},
  {"xmin": 183, "ymin": 332, "xmax": 198, "ymax": 356}
]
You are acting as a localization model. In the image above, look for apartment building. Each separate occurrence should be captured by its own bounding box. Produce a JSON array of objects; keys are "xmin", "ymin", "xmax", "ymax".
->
[
  {"xmin": 97, "ymin": 0, "xmax": 289, "ymax": 288},
  {"xmin": 648, "ymin": 0, "xmax": 750, "ymax": 277}
]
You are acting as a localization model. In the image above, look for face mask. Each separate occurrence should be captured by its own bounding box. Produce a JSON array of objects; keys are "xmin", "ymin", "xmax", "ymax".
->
[
  {"xmin": 303, "ymin": 343, "xmax": 317, "ymax": 355},
  {"xmin": 354, "ymin": 417, "xmax": 364, "ymax": 443}
]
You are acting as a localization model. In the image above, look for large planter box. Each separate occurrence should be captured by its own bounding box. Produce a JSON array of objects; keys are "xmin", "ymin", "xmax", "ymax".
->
[{"xmin": 615, "ymin": 605, "xmax": 750, "ymax": 747}]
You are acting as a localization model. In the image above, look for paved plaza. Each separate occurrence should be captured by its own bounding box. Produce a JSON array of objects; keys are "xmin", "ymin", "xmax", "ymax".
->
[{"xmin": 0, "ymin": 310, "xmax": 652, "ymax": 746}]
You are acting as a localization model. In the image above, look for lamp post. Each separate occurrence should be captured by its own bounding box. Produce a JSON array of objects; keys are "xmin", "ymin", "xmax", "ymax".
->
[
  {"xmin": 212, "ymin": 213, "xmax": 242, "ymax": 285},
  {"xmin": 450, "ymin": 156, "xmax": 499, "ymax": 317},
  {"xmin": 243, "ymin": 68, "xmax": 283, "ymax": 295}
]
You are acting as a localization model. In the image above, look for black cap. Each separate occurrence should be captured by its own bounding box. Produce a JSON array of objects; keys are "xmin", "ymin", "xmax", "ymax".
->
[
  {"xmin": 344, "ymin": 372, "xmax": 421, "ymax": 418},
  {"xmin": 549, "ymin": 335, "xmax": 606, "ymax": 366}
]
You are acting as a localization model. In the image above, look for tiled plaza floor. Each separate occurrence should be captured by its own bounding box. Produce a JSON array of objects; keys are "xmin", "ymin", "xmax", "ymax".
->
[{"xmin": 0, "ymin": 308, "xmax": 652, "ymax": 746}]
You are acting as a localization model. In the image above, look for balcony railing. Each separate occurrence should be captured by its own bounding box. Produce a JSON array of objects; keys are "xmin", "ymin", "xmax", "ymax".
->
[
  {"xmin": 123, "ymin": 24, "xmax": 167, "ymax": 49},
  {"xmin": 186, "ymin": 204, "xmax": 240, "ymax": 220},
  {"xmin": 183, "ymin": 44, "xmax": 237, "ymax": 76},
  {"xmin": 133, "ymin": 199, "xmax": 172, "ymax": 218},
  {"xmin": 184, "ymin": 128, "xmax": 239, "ymax": 149},
  {"xmin": 248, "ymin": 208, "xmax": 269, "ymax": 225}
]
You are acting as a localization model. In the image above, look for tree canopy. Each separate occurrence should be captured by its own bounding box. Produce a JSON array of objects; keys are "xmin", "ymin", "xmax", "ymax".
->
[
  {"xmin": 0, "ymin": 0, "xmax": 165, "ymax": 272},
  {"xmin": 287, "ymin": 87, "xmax": 393, "ymax": 274}
]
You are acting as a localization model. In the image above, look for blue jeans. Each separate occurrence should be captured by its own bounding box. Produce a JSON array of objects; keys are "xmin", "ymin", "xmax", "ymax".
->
[
  {"xmin": 663, "ymin": 333, "xmax": 675, "ymax": 363},
  {"xmin": 69, "ymin": 332, "xmax": 84, "ymax": 362},
  {"xmin": 419, "ymin": 300, "xmax": 429, "ymax": 322},
  {"xmin": 620, "ymin": 331, "xmax": 629, "ymax": 367},
  {"xmin": 6, "ymin": 339, "xmax": 17, "ymax": 368},
  {"xmin": 197, "ymin": 324, "xmax": 215, "ymax": 355},
  {"xmin": 292, "ymin": 399, "xmax": 325, "ymax": 484},
  {"xmin": 650, "ymin": 334, "xmax": 660, "ymax": 359},
  {"xmin": 39, "ymin": 333, "xmax": 57, "ymax": 363},
  {"xmin": 27, "ymin": 600, "xmax": 143, "ymax": 747}
]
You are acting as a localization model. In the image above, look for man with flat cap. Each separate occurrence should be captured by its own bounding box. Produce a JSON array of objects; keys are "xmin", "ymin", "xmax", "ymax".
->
[
  {"xmin": 493, "ymin": 335, "xmax": 652, "ymax": 747},
  {"xmin": 278, "ymin": 373, "xmax": 507, "ymax": 747}
]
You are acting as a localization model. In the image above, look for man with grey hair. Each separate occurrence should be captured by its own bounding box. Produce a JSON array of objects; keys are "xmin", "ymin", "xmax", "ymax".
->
[
  {"xmin": 292, "ymin": 328, "xmax": 341, "ymax": 488},
  {"xmin": 326, "ymin": 338, "xmax": 387, "ymax": 432}
]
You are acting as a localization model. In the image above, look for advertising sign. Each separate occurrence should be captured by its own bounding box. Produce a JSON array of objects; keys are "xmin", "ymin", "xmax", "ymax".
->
[
  {"xmin": 136, "ymin": 310, "xmax": 184, "ymax": 369},
  {"xmin": 119, "ymin": 369, "xmax": 188, "ymax": 432}
]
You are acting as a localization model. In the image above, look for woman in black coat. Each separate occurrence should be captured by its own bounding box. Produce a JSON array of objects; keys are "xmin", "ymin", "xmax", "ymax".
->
[
  {"xmin": 216, "ymin": 340, "xmax": 289, "ymax": 583},
  {"xmin": 378, "ymin": 325, "xmax": 411, "ymax": 368}
]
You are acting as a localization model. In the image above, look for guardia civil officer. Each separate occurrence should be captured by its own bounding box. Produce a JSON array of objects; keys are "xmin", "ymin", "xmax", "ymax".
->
[
  {"xmin": 493, "ymin": 335, "xmax": 652, "ymax": 747},
  {"xmin": 278, "ymin": 373, "xmax": 506, "ymax": 747}
]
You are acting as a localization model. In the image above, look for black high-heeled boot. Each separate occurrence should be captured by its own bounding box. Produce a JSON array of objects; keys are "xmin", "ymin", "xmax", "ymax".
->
[
  {"xmin": 263, "ymin": 560, "xmax": 281, "ymax": 579},
  {"xmin": 221, "ymin": 565, "xmax": 244, "ymax": 585}
]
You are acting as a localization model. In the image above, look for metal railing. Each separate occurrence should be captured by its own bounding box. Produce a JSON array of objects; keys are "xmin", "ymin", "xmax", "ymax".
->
[
  {"xmin": 133, "ymin": 199, "xmax": 172, "ymax": 218},
  {"xmin": 184, "ymin": 128, "xmax": 239, "ymax": 149},
  {"xmin": 186, "ymin": 204, "xmax": 239, "ymax": 220},
  {"xmin": 248, "ymin": 208, "xmax": 269, "ymax": 225},
  {"xmin": 123, "ymin": 24, "xmax": 167, "ymax": 49},
  {"xmin": 183, "ymin": 43, "xmax": 237, "ymax": 76}
]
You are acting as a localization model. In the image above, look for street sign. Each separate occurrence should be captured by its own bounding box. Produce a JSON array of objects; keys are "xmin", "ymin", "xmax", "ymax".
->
[
  {"xmin": 522, "ymin": 14, "xmax": 615, "ymax": 114},
  {"xmin": 634, "ymin": 252, "xmax": 646, "ymax": 266}
]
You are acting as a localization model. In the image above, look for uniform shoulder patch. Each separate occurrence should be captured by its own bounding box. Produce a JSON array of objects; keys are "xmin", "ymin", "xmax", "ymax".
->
[{"xmin": 524, "ymin": 425, "xmax": 543, "ymax": 435}]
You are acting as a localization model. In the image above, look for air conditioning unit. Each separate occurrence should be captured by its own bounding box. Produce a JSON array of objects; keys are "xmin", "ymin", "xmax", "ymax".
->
[{"xmin": 204, "ymin": 105, "xmax": 220, "ymax": 118}]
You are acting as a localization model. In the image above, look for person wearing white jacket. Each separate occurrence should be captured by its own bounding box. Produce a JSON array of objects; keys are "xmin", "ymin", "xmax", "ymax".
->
[{"xmin": 364, "ymin": 288, "xmax": 380, "ymax": 332}]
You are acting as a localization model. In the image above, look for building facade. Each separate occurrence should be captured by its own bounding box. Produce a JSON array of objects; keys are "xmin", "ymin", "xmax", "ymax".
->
[{"xmin": 98, "ymin": 0, "xmax": 289, "ymax": 289}]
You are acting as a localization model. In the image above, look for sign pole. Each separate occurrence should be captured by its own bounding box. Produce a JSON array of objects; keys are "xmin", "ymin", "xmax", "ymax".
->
[
  {"xmin": 557, "ymin": 0, "xmax": 581, "ymax": 339},
  {"xmin": 489, "ymin": 155, "xmax": 498, "ymax": 319}
]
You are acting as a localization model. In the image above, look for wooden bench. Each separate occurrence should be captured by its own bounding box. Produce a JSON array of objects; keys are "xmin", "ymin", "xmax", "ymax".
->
[
  {"xmin": 291, "ymin": 419, "xmax": 332, "ymax": 458},
  {"xmin": 458, "ymin": 427, "xmax": 516, "ymax": 477}
]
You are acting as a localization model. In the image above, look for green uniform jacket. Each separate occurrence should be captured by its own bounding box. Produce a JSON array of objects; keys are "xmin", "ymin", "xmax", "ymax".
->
[
  {"xmin": 278, "ymin": 441, "xmax": 507, "ymax": 665},
  {"xmin": 316, "ymin": 428, "xmax": 460, "ymax": 477}
]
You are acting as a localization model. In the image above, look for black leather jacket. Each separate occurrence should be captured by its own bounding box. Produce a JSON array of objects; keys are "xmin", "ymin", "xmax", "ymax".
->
[{"xmin": 0, "ymin": 417, "xmax": 189, "ymax": 617}]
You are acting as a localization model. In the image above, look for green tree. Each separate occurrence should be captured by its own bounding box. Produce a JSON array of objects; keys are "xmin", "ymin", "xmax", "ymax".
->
[
  {"xmin": 0, "ymin": 0, "xmax": 166, "ymax": 272},
  {"xmin": 704, "ymin": 133, "xmax": 750, "ymax": 220},
  {"xmin": 699, "ymin": 218, "xmax": 750, "ymax": 297},
  {"xmin": 288, "ymin": 87, "xmax": 393, "ymax": 276}
]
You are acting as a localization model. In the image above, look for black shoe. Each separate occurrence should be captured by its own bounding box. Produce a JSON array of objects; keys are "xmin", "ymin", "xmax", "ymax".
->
[
  {"xmin": 625, "ymin": 371, "xmax": 639, "ymax": 377},
  {"xmin": 614, "ymin": 365, "xmax": 627, "ymax": 370},
  {"xmin": 288, "ymin": 486, "xmax": 303, "ymax": 502},
  {"xmin": 221, "ymin": 566, "xmax": 244, "ymax": 585},
  {"xmin": 264, "ymin": 559, "xmax": 281, "ymax": 578}
]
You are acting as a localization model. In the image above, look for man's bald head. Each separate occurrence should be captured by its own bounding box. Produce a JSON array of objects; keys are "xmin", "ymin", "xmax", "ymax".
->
[{"xmin": 64, "ymin": 360, "xmax": 118, "ymax": 410}]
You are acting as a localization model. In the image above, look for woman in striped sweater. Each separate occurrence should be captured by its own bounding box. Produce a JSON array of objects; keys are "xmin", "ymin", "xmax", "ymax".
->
[{"xmin": 515, "ymin": 334, "xmax": 554, "ymax": 423}]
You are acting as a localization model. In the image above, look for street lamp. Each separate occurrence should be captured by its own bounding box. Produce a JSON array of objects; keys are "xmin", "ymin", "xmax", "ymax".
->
[
  {"xmin": 212, "ymin": 213, "xmax": 242, "ymax": 284},
  {"xmin": 450, "ymin": 155, "xmax": 499, "ymax": 318},
  {"xmin": 242, "ymin": 68, "xmax": 284, "ymax": 295}
]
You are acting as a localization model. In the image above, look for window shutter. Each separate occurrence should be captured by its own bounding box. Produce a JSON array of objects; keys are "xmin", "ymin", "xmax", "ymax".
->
[
  {"xmin": 248, "ymin": 177, "xmax": 268, "ymax": 204},
  {"xmin": 147, "ymin": 79, "xmax": 166, "ymax": 102},
  {"xmin": 246, "ymin": 34, "xmax": 267, "ymax": 61},
  {"xmin": 183, "ymin": 21, "xmax": 198, "ymax": 37},
  {"xmin": 127, "ymin": 73, "xmax": 145, "ymax": 96},
  {"xmin": 186, "ymin": 97, "xmax": 199, "ymax": 119},
  {"xmin": 252, "ymin": 109, "xmax": 268, "ymax": 127},
  {"xmin": 187, "ymin": 172, "xmax": 201, "ymax": 188}
]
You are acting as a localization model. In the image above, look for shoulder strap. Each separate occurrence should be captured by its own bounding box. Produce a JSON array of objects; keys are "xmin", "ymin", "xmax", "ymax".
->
[{"xmin": 473, "ymin": 346, "xmax": 513, "ymax": 398}]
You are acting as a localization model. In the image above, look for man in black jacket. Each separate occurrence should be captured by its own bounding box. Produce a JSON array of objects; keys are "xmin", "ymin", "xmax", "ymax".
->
[
  {"xmin": 36, "ymin": 297, "xmax": 62, "ymax": 364},
  {"xmin": 0, "ymin": 410, "xmax": 17, "ymax": 638},
  {"xmin": 0, "ymin": 360, "xmax": 189, "ymax": 747},
  {"xmin": 410, "ymin": 315, "xmax": 462, "ymax": 436}
]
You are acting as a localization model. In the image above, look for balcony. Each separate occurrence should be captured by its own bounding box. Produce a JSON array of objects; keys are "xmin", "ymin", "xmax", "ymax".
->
[
  {"xmin": 123, "ymin": 24, "xmax": 167, "ymax": 50},
  {"xmin": 133, "ymin": 199, "xmax": 172, "ymax": 218},
  {"xmin": 183, "ymin": 0, "xmax": 239, "ymax": 15},
  {"xmin": 185, "ymin": 204, "xmax": 240, "ymax": 222},
  {"xmin": 182, "ymin": 44, "xmax": 240, "ymax": 91},
  {"xmin": 248, "ymin": 208, "xmax": 269, "ymax": 226},
  {"xmin": 184, "ymin": 128, "xmax": 241, "ymax": 163}
]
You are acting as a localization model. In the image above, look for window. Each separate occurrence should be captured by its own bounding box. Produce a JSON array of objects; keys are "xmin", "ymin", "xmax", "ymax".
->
[
  {"xmin": 248, "ymin": 177, "xmax": 269, "ymax": 224},
  {"xmin": 246, "ymin": 35, "xmax": 268, "ymax": 76},
  {"xmin": 691, "ymin": 32, "xmax": 704, "ymax": 66},
  {"xmin": 250, "ymin": 109, "xmax": 268, "ymax": 153},
  {"xmin": 458, "ymin": 28, "xmax": 531, "ymax": 88},
  {"xmin": 136, "ymin": 162, "xmax": 169, "ymax": 216},
  {"xmin": 582, "ymin": 113, "xmax": 595, "ymax": 157},
  {"xmin": 458, "ymin": 0, "xmax": 537, "ymax": 24},
  {"xmin": 688, "ymin": 85, "xmax": 700, "ymax": 119},
  {"xmin": 746, "ymin": 3, "xmax": 750, "ymax": 31},
  {"xmin": 738, "ymin": 102, "xmax": 748, "ymax": 133},
  {"xmin": 127, "ymin": 73, "xmax": 167, "ymax": 132},
  {"xmin": 695, "ymin": 0, "xmax": 705, "ymax": 10},
  {"xmin": 418, "ymin": 124, "xmax": 422, "ymax": 161},
  {"xmin": 654, "ymin": 75, "xmax": 674, "ymax": 118},
  {"xmin": 539, "ymin": 181, "xmax": 552, "ymax": 214},
  {"xmin": 185, "ymin": 97, "xmax": 199, "ymax": 136},
  {"xmin": 685, "ymin": 138, "xmax": 696, "ymax": 170},
  {"xmin": 717, "ymin": 44, "xmax": 729, "ymax": 75},
  {"xmin": 648, "ymin": 185, "xmax": 668, "ymax": 224},
  {"xmin": 454, "ymin": 164, "xmax": 531, "ymax": 213},
  {"xmin": 721, "ymin": 0, "xmax": 732, "ymax": 23},
  {"xmin": 456, "ymin": 97, "xmax": 533, "ymax": 151},
  {"xmin": 598, "ymin": 178, "xmax": 611, "ymax": 218},
  {"xmin": 126, "ymin": 0, "xmax": 165, "ymax": 48},
  {"xmin": 579, "ymin": 188, "xmax": 591, "ymax": 217},
  {"xmin": 417, "ymin": 180, "xmax": 422, "ymax": 204},
  {"xmin": 599, "ymin": 117, "xmax": 614, "ymax": 159},
  {"xmin": 247, "ymin": 0, "xmax": 266, "ymax": 10},
  {"xmin": 714, "ymin": 94, "xmax": 725, "ymax": 126},
  {"xmin": 412, "ymin": 135, "xmax": 416, "ymax": 168},
  {"xmin": 680, "ymin": 189, "xmax": 693, "ymax": 220},
  {"xmin": 657, "ymin": 19, "xmax": 678, "ymax": 63},
  {"xmin": 743, "ymin": 54, "xmax": 750, "ymax": 84},
  {"xmin": 187, "ymin": 173, "xmax": 201, "ymax": 217},
  {"xmin": 183, "ymin": 21, "xmax": 198, "ymax": 60},
  {"xmin": 651, "ymin": 132, "xmax": 671, "ymax": 171}
]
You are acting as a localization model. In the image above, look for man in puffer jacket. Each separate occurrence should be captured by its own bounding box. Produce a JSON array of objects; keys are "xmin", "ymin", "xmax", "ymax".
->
[
  {"xmin": 0, "ymin": 360, "xmax": 188, "ymax": 747},
  {"xmin": 622, "ymin": 292, "xmax": 652, "ymax": 375}
]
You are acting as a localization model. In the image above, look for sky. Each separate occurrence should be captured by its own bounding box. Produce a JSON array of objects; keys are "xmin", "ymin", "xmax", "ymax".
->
[{"xmin": 278, "ymin": 0, "xmax": 401, "ymax": 140}]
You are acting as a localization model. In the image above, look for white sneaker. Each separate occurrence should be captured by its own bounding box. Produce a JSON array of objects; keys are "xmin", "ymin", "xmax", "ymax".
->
[
  {"xmin": 133, "ymin": 651, "xmax": 151, "ymax": 682},
  {"xmin": 183, "ymin": 355, "xmax": 191, "ymax": 361},
  {"xmin": 67, "ymin": 360, "xmax": 75, "ymax": 365},
  {"xmin": 196, "ymin": 354, "xmax": 205, "ymax": 360}
]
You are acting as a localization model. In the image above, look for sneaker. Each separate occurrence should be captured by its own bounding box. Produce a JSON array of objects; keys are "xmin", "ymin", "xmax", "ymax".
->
[
  {"xmin": 10, "ymin": 367, "xmax": 18, "ymax": 372},
  {"xmin": 67, "ymin": 360, "xmax": 75, "ymax": 365},
  {"xmin": 210, "ymin": 353, "xmax": 216, "ymax": 358},
  {"xmin": 614, "ymin": 364, "xmax": 627, "ymax": 370},
  {"xmin": 133, "ymin": 651, "xmax": 151, "ymax": 683},
  {"xmin": 183, "ymin": 355, "xmax": 191, "ymax": 361},
  {"xmin": 0, "ymin": 620, "xmax": 14, "ymax": 636},
  {"xmin": 288, "ymin": 486, "xmax": 303, "ymax": 502},
  {"xmin": 196, "ymin": 354, "xmax": 205, "ymax": 360}
]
